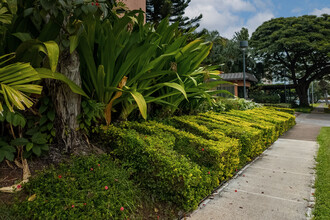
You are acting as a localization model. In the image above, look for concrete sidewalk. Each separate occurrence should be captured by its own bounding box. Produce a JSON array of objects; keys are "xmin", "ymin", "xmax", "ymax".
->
[{"xmin": 188, "ymin": 109, "xmax": 330, "ymax": 220}]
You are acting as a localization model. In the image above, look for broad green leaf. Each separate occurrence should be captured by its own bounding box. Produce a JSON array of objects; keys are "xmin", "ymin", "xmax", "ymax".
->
[
  {"xmin": 4, "ymin": 151, "xmax": 15, "ymax": 161},
  {"xmin": 40, "ymin": 0, "xmax": 56, "ymax": 11},
  {"xmin": 36, "ymin": 68, "xmax": 88, "ymax": 97},
  {"xmin": 39, "ymin": 115, "xmax": 48, "ymax": 126},
  {"xmin": 10, "ymin": 138, "xmax": 29, "ymax": 146},
  {"xmin": 47, "ymin": 111, "xmax": 55, "ymax": 121},
  {"xmin": 0, "ymin": 144, "xmax": 16, "ymax": 153},
  {"xmin": 161, "ymin": 83, "xmax": 187, "ymax": 100},
  {"xmin": 12, "ymin": 32, "xmax": 32, "ymax": 42},
  {"xmin": 5, "ymin": 111, "xmax": 14, "ymax": 124},
  {"xmin": 39, "ymin": 21, "xmax": 61, "ymax": 42},
  {"xmin": 12, "ymin": 113, "xmax": 26, "ymax": 127},
  {"xmin": 6, "ymin": 0, "xmax": 17, "ymax": 14},
  {"xmin": 69, "ymin": 35, "xmax": 79, "ymax": 53},
  {"xmin": 32, "ymin": 145, "xmax": 41, "ymax": 156},
  {"xmin": 47, "ymin": 122, "xmax": 53, "ymax": 130},
  {"xmin": 26, "ymin": 142, "xmax": 33, "ymax": 151},
  {"xmin": 38, "ymin": 104, "xmax": 48, "ymax": 114},
  {"xmin": 23, "ymin": 8, "xmax": 33, "ymax": 17},
  {"xmin": 129, "ymin": 90, "xmax": 147, "ymax": 120},
  {"xmin": 43, "ymin": 41, "xmax": 59, "ymax": 72},
  {"xmin": 26, "ymin": 128, "xmax": 38, "ymax": 136},
  {"xmin": 31, "ymin": 132, "xmax": 47, "ymax": 145}
]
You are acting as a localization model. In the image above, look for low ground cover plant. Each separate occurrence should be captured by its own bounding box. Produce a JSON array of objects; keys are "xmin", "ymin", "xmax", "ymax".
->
[
  {"xmin": 314, "ymin": 127, "xmax": 330, "ymax": 219},
  {"xmin": 14, "ymin": 155, "xmax": 140, "ymax": 219}
]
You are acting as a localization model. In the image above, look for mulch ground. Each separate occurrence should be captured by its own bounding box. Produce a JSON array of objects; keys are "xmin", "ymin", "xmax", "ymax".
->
[{"xmin": 0, "ymin": 158, "xmax": 50, "ymax": 205}]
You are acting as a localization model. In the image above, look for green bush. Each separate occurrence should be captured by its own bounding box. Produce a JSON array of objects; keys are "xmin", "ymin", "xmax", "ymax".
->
[
  {"xmin": 120, "ymin": 121, "xmax": 240, "ymax": 179},
  {"xmin": 100, "ymin": 125, "xmax": 217, "ymax": 211},
  {"xmin": 96, "ymin": 107, "xmax": 295, "ymax": 212},
  {"xmin": 264, "ymin": 106, "xmax": 295, "ymax": 115},
  {"xmin": 202, "ymin": 111, "xmax": 276, "ymax": 145},
  {"xmin": 250, "ymin": 92, "xmax": 281, "ymax": 103},
  {"xmin": 224, "ymin": 108, "xmax": 295, "ymax": 141},
  {"xmin": 213, "ymin": 98, "xmax": 261, "ymax": 112},
  {"xmin": 15, "ymin": 155, "xmax": 139, "ymax": 219},
  {"xmin": 179, "ymin": 115, "xmax": 264, "ymax": 165}
]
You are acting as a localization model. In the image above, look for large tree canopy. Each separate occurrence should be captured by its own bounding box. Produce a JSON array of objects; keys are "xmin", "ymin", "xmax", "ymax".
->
[
  {"xmin": 250, "ymin": 14, "xmax": 330, "ymax": 106},
  {"xmin": 146, "ymin": 0, "xmax": 202, "ymax": 29}
]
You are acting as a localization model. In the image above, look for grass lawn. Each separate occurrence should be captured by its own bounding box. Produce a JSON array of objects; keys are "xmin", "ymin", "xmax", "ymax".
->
[{"xmin": 314, "ymin": 127, "xmax": 330, "ymax": 219}]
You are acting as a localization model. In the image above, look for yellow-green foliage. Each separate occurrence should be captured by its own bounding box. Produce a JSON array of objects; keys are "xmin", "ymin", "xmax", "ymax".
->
[
  {"xmin": 180, "ymin": 115, "xmax": 264, "ymax": 165},
  {"xmin": 101, "ymin": 125, "xmax": 216, "ymax": 211},
  {"xmin": 202, "ymin": 111, "xmax": 275, "ymax": 145},
  {"xmin": 99, "ymin": 107, "xmax": 295, "ymax": 211},
  {"xmin": 265, "ymin": 106, "xmax": 295, "ymax": 115},
  {"xmin": 120, "ymin": 121, "xmax": 240, "ymax": 180}
]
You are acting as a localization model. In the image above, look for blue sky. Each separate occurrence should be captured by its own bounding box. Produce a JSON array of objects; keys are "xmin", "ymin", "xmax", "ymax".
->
[{"xmin": 184, "ymin": 0, "xmax": 330, "ymax": 39}]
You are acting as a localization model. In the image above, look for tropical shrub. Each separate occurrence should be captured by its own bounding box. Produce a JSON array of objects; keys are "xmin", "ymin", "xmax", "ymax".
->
[
  {"xmin": 211, "ymin": 98, "xmax": 261, "ymax": 112},
  {"xmin": 77, "ymin": 11, "xmax": 224, "ymax": 124}
]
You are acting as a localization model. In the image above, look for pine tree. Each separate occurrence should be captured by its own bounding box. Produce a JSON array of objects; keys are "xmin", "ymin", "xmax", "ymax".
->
[{"xmin": 146, "ymin": 0, "xmax": 202, "ymax": 29}]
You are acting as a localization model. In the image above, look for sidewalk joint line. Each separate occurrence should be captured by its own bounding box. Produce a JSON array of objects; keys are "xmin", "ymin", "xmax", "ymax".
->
[
  {"xmin": 263, "ymin": 153, "xmax": 314, "ymax": 160},
  {"xmin": 250, "ymin": 166, "xmax": 312, "ymax": 176},
  {"xmin": 226, "ymin": 188, "xmax": 305, "ymax": 204}
]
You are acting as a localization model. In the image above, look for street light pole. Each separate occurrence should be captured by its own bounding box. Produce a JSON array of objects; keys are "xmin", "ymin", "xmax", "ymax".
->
[
  {"xmin": 240, "ymin": 41, "xmax": 248, "ymax": 99},
  {"xmin": 242, "ymin": 49, "xmax": 246, "ymax": 99}
]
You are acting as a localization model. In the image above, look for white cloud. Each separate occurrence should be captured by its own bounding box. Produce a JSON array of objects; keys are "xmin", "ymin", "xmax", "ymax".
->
[
  {"xmin": 185, "ymin": 0, "xmax": 274, "ymax": 38},
  {"xmin": 246, "ymin": 11, "xmax": 274, "ymax": 33},
  {"xmin": 310, "ymin": 7, "xmax": 330, "ymax": 16},
  {"xmin": 185, "ymin": 3, "xmax": 242, "ymax": 37},
  {"xmin": 220, "ymin": 0, "xmax": 256, "ymax": 12}
]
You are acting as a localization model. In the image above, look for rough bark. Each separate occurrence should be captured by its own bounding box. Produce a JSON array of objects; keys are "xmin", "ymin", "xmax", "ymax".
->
[
  {"xmin": 296, "ymin": 83, "xmax": 309, "ymax": 106},
  {"xmin": 325, "ymin": 90, "xmax": 329, "ymax": 105},
  {"xmin": 47, "ymin": 50, "xmax": 86, "ymax": 154}
]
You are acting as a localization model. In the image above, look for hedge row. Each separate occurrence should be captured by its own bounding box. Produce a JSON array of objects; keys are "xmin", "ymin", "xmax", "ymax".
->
[
  {"xmin": 264, "ymin": 106, "xmax": 295, "ymax": 115},
  {"xmin": 99, "ymin": 107, "xmax": 295, "ymax": 211}
]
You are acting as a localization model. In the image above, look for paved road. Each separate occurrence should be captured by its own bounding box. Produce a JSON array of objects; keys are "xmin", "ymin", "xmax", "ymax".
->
[{"xmin": 188, "ymin": 107, "xmax": 330, "ymax": 220}]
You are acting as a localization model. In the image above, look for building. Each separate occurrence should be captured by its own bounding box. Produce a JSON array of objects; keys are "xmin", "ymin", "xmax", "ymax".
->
[
  {"xmin": 118, "ymin": 0, "xmax": 146, "ymax": 12},
  {"xmin": 217, "ymin": 72, "xmax": 258, "ymax": 98}
]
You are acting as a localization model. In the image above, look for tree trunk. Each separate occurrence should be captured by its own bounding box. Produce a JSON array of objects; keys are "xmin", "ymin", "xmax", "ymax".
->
[
  {"xmin": 325, "ymin": 90, "xmax": 329, "ymax": 105},
  {"xmin": 296, "ymin": 84, "xmax": 309, "ymax": 107},
  {"xmin": 47, "ymin": 50, "xmax": 87, "ymax": 154}
]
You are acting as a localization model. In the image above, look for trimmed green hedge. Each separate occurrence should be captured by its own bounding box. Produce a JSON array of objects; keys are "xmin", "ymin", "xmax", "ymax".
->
[
  {"xmin": 99, "ymin": 107, "xmax": 295, "ymax": 211},
  {"xmin": 121, "ymin": 121, "xmax": 240, "ymax": 177},
  {"xmin": 168, "ymin": 115, "xmax": 264, "ymax": 165},
  {"xmin": 265, "ymin": 106, "xmax": 295, "ymax": 115},
  {"xmin": 101, "ymin": 126, "xmax": 217, "ymax": 211}
]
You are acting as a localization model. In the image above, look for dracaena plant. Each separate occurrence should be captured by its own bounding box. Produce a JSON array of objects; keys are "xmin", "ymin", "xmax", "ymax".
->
[
  {"xmin": 77, "ymin": 11, "xmax": 190, "ymax": 124},
  {"xmin": 77, "ymin": 11, "xmax": 228, "ymax": 124}
]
